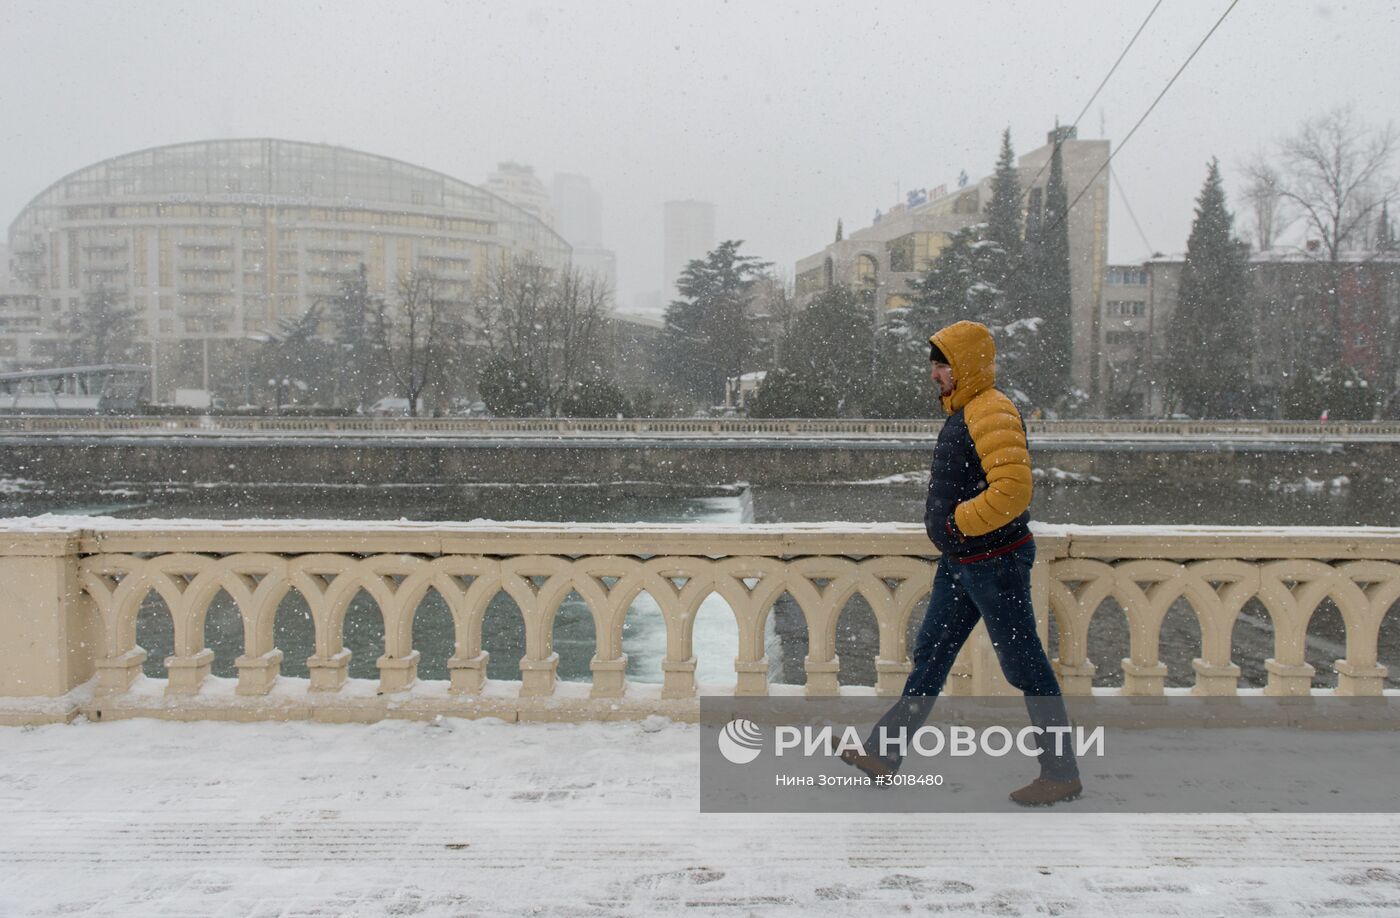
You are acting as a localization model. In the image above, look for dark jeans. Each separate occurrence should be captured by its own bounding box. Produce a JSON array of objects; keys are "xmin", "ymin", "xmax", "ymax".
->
[{"xmin": 866, "ymin": 540, "xmax": 1079, "ymax": 781}]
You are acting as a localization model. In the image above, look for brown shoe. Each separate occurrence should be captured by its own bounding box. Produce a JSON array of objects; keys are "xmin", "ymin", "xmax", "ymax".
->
[
  {"xmin": 838, "ymin": 748, "xmax": 896, "ymax": 783},
  {"xmin": 1009, "ymin": 777, "xmax": 1083, "ymax": 807}
]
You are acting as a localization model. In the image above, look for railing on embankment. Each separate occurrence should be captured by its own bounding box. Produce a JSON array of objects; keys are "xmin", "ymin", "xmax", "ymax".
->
[
  {"xmin": 2, "ymin": 416, "xmax": 1400, "ymax": 439},
  {"xmin": 0, "ymin": 521, "xmax": 1396, "ymax": 724}
]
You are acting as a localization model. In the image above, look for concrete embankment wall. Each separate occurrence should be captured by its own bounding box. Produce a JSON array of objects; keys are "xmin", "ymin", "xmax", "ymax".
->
[{"xmin": 4, "ymin": 435, "xmax": 1396, "ymax": 487}]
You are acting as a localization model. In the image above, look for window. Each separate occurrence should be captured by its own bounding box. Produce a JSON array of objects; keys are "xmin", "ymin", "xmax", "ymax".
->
[
  {"xmin": 1107, "ymin": 267, "xmax": 1148, "ymax": 286},
  {"xmin": 1106, "ymin": 330, "xmax": 1147, "ymax": 347},
  {"xmin": 855, "ymin": 254, "xmax": 878, "ymax": 285},
  {"xmin": 1106, "ymin": 300, "xmax": 1146, "ymax": 317}
]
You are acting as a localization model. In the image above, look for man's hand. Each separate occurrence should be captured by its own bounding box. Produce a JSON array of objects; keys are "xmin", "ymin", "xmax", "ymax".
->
[{"xmin": 944, "ymin": 512, "xmax": 964, "ymax": 546}]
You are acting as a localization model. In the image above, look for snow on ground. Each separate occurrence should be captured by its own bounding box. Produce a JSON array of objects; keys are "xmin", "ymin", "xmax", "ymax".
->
[{"xmin": 2, "ymin": 717, "xmax": 1399, "ymax": 917}]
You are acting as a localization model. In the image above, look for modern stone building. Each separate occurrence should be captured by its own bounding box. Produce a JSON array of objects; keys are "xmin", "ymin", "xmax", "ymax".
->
[
  {"xmin": 485, "ymin": 161, "xmax": 556, "ymax": 230},
  {"xmin": 663, "ymin": 199, "xmax": 715, "ymax": 303},
  {"xmin": 3, "ymin": 139, "xmax": 570, "ymax": 398},
  {"xmin": 794, "ymin": 126, "xmax": 1110, "ymax": 404},
  {"xmin": 551, "ymin": 173, "xmax": 617, "ymax": 299},
  {"xmin": 1099, "ymin": 263, "xmax": 1154, "ymax": 415},
  {"xmin": 1136, "ymin": 250, "xmax": 1400, "ymax": 418}
]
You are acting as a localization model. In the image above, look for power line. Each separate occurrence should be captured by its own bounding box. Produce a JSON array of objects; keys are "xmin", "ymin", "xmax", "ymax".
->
[
  {"xmin": 1020, "ymin": 0, "xmax": 1164, "ymax": 202},
  {"xmin": 1046, "ymin": 0, "xmax": 1241, "ymax": 238},
  {"xmin": 1111, "ymin": 167, "xmax": 1155, "ymax": 256}
]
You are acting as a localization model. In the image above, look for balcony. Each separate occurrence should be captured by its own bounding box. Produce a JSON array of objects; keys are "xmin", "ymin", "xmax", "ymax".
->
[
  {"xmin": 82, "ymin": 239, "xmax": 129, "ymax": 253},
  {"xmin": 179, "ymin": 263, "xmax": 235, "ymax": 274},
  {"xmin": 176, "ymin": 281, "xmax": 234, "ymax": 297},
  {"xmin": 177, "ymin": 237, "xmax": 235, "ymax": 250}
]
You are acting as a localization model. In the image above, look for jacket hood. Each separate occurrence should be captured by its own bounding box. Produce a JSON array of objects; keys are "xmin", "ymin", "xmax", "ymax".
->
[{"xmin": 930, "ymin": 320, "xmax": 997, "ymax": 414}]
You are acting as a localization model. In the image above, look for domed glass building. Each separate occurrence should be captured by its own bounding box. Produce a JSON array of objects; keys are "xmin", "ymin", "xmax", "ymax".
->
[{"xmin": 3, "ymin": 139, "xmax": 570, "ymax": 394}]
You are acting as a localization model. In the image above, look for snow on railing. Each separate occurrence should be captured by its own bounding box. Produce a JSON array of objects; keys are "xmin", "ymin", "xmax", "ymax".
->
[
  {"xmin": 1, "ymin": 521, "xmax": 1396, "ymax": 724},
  {"xmin": 2, "ymin": 416, "xmax": 1399, "ymax": 438}
]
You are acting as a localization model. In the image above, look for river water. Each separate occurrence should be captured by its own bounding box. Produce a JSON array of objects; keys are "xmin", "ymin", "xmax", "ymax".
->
[{"xmin": 3, "ymin": 467, "xmax": 1397, "ymax": 690}]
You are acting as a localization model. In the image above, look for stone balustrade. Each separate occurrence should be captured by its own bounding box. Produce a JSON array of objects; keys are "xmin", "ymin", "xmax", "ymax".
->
[
  {"xmin": 1, "ymin": 416, "xmax": 1399, "ymax": 439},
  {"xmin": 0, "ymin": 520, "xmax": 1396, "ymax": 724}
]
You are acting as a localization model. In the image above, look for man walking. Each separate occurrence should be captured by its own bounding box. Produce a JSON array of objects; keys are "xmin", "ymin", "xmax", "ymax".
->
[{"xmin": 841, "ymin": 320, "xmax": 1081, "ymax": 806}]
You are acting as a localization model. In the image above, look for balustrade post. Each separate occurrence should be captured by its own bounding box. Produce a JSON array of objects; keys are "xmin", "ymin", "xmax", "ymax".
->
[
  {"xmin": 803, "ymin": 655, "xmax": 840, "ymax": 696},
  {"xmin": 1190, "ymin": 658, "xmax": 1242, "ymax": 696},
  {"xmin": 307, "ymin": 649, "xmax": 351, "ymax": 691},
  {"xmin": 1335, "ymin": 660, "xmax": 1389, "ymax": 696},
  {"xmin": 589, "ymin": 654, "xmax": 627, "ymax": 698},
  {"xmin": 377, "ymin": 650, "xmax": 421, "ymax": 693},
  {"xmin": 519, "ymin": 652, "xmax": 559, "ymax": 696},
  {"xmin": 734, "ymin": 660, "xmax": 768, "ymax": 696},
  {"xmin": 1121, "ymin": 659, "xmax": 1169, "ymax": 695},
  {"xmin": 1052, "ymin": 660, "xmax": 1096, "ymax": 695},
  {"xmin": 662, "ymin": 656, "xmax": 697, "ymax": 698},
  {"xmin": 447, "ymin": 651, "xmax": 489, "ymax": 694},
  {"xmin": 0, "ymin": 529, "xmax": 96, "ymax": 701},
  {"xmin": 1264, "ymin": 659, "xmax": 1315, "ymax": 696},
  {"xmin": 96, "ymin": 648, "xmax": 147, "ymax": 694},
  {"xmin": 165, "ymin": 648, "xmax": 214, "ymax": 694},
  {"xmin": 234, "ymin": 649, "xmax": 283, "ymax": 695},
  {"xmin": 874, "ymin": 659, "xmax": 910, "ymax": 696}
]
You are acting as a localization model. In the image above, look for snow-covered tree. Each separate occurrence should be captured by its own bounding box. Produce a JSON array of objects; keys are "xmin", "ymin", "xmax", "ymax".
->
[
  {"xmin": 903, "ymin": 222, "xmax": 1045, "ymax": 411},
  {"xmin": 660, "ymin": 240, "xmax": 769, "ymax": 405},
  {"xmin": 777, "ymin": 284, "xmax": 873, "ymax": 413},
  {"xmin": 474, "ymin": 256, "xmax": 613, "ymax": 415},
  {"xmin": 1020, "ymin": 135, "xmax": 1073, "ymax": 406},
  {"xmin": 478, "ymin": 354, "xmax": 547, "ymax": 417},
  {"xmin": 57, "ymin": 284, "xmax": 143, "ymax": 367},
  {"xmin": 326, "ymin": 264, "xmax": 384, "ymax": 411},
  {"xmin": 1165, "ymin": 160, "xmax": 1253, "ymax": 418},
  {"xmin": 559, "ymin": 374, "xmax": 628, "ymax": 417},
  {"xmin": 748, "ymin": 366, "xmax": 838, "ymax": 418},
  {"xmin": 985, "ymin": 128, "xmax": 1023, "ymax": 274}
]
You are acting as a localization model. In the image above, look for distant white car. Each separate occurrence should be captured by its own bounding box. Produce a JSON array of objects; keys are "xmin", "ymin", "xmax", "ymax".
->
[{"xmin": 369, "ymin": 397, "xmax": 423, "ymax": 416}]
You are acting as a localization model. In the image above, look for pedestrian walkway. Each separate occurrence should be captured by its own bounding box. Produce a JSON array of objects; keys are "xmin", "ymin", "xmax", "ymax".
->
[{"xmin": 1, "ymin": 716, "xmax": 1397, "ymax": 916}]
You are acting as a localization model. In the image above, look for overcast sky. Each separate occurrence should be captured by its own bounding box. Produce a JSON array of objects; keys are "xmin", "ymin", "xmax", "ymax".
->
[{"xmin": 2, "ymin": 0, "xmax": 1397, "ymax": 311}]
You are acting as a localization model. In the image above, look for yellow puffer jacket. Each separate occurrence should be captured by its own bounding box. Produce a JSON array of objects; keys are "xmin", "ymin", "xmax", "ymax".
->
[{"xmin": 925, "ymin": 320, "xmax": 1034, "ymax": 552}]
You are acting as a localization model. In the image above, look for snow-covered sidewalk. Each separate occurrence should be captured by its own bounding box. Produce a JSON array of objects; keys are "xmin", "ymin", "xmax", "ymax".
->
[{"xmin": 2, "ymin": 717, "xmax": 1398, "ymax": 917}]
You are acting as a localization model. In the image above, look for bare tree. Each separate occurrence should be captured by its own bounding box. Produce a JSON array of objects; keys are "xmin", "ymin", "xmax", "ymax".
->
[
  {"xmin": 1274, "ymin": 106, "xmax": 1398, "ymax": 365},
  {"xmin": 1240, "ymin": 155, "xmax": 1286, "ymax": 252},
  {"xmin": 373, "ymin": 270, "xmax": 462, "ymax": 416},
  {"xmin": 549, "ymin": 265, "xmax": 612, "ymax": 406},
  {"xmin": 1277, "ymin": 106, "xmax": 1397, "ymax": 260},
  {"xmin": 474, "ymin": 255, "xmax": 612, "ymax": 414},
  {"xmin": 58, "ymin": 284, "xmax": 144, "ymax": 367}
]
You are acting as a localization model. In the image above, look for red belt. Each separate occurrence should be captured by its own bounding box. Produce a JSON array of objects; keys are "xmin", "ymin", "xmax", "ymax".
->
[{"xmin": 956, "ymin": 532, "xmax": 1034, "ymax": 564}]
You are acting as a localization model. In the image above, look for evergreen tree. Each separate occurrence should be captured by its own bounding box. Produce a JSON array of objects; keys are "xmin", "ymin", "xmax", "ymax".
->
[
  {"xmin": 251, "ymin": 299, "xmax": 337, "ymax": 408},
  {"xmin": 904, "ymin": 222, "xmax": 1042, "ymax": 411},
  {"xmin": 747, "ymin": 367, "xmax": 839, "ymax": 418},
  {"xmin": 58, "ymin": 284, "xmax": 143, "ymax": 367},
  {"xmin": 1164, "ymin": 159, "xmax": 1253, "ymax": 418},
  {"xmin": 906, "ymin": 224, "xmax": 1009, "ymax": 329},
  {"xmin": 479, "ymin": 354, "xmax": 547, "ymax": 416},
  {"xmin": 985, "ymin": 128, "xmax": 1023, "ymax": 274},
  {"xmin": 856, "ymin": 327, "xmax": 938, "ymax": 418},
  {"xmin": 328, "ymin": 264, "xmax": 382, "ymax": 411},
  {"xmin": 1378, "ymin": 202, "xmax": 1395, "ymax": 251},
  {"xmin": 777, "ymin": 284, "xmax": 874, "ymax": 413},
  {"xmin": 1020, "ymin": 136, "xmax": 1073, "ymax": 407},
  {"xmin": 659, "ymin": 240, "xmax": 769, "ymax": 405},
  {"xmin": 559, "ymin": 374, "xmax": 628, "ymax": 417},
  {"xmin": 835, "ymin": 219, "xmax": 844, "ymax": 242},
  {"xmin": 1280, "ymin": 364, "xmax": 1374, "ymax": 420}
]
